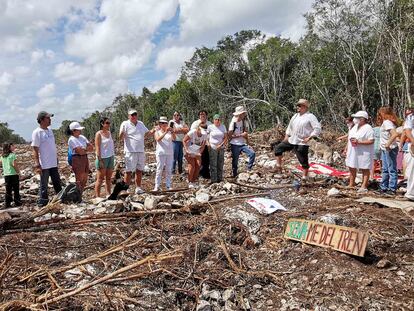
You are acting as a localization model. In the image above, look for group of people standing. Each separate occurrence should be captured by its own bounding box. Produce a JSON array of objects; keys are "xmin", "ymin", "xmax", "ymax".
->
[{"xmin": 2, "ymin": 98, "xmax": 414, "ymax": 209}]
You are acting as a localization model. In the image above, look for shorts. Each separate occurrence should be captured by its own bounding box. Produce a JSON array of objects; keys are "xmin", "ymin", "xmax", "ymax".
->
[
  {"xmin": 95, "ymin": 156, "xmax": 115, "ymax": 170},
  {"xmin": 72, "ymin": 154, "xmax": 90, "ymax": 175},
  {"xmin": 274, "ymin": 141, "xmax": 310, "ymax": 169},
  {"xmin": 125, "ymin": 152, "xmax": 145, "ymax": 172}
]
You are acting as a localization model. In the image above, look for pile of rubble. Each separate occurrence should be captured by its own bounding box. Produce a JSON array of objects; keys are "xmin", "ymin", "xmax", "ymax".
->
[{"xmin": 0, "ymin": 139, "xmax": 413, "ymax": 310}]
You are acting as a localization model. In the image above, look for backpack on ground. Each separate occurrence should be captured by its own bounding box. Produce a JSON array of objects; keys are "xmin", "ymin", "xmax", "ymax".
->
[{"xmin": 56, "ymin": 183, "xmax": 82, "ymax": 204}]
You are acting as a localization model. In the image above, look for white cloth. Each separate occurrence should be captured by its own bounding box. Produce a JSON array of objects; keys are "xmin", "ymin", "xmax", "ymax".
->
[
  {"xmin": 98, "ymin": 132, "xmax": 115, "ymax": 158},
  {"xmin": 286, "ymin": 112, "xmax": 321, "ymax": 145},
  {"xmin": 380, "ymin": 120, "xmax": 397, "ymax": 150},
  {"xmin": 125, "ymin": 152, "xmax": 145, "ymax": 172},
  {"xmin": 31, "ymin": 127, "xmax": 58, "ymax": 169},
  {"xmin": 120, "ymin": 120, "xmax": 148, "ymax": 153},
  {"xmin": 155, "ymin": 130, "xmax": 174, "ymax": 155},
  {"xmin": 190, "ymin": 119, "xmax": 211, "ymax": 130},
  {"xmin": 345, "ymin": 124, "xmax": 374, "ymax": 169},
  {"xmin": 207, "ymin": 124, "xmax": 227, "ymax": 149},
  {"xmin": 155, "ymin": 154, "xmax": 173, "ymax": 189},
  {"xmin": 228, "ymin": 117, "xmax": 247, "ymax": 145},
  {"xmin": 404, "ymin": 114, "xmax": 414, "ymax": 148},
  {"xmin": 186, "ymin": 129, "xmax": 207, "ymax": 155},
  {"xmin": 170, "ymin": 120, "xmax": 187, "ymax": 142},
  {"xmin": 68, "ymin": 135, "xmax": 89, "ymax": 155},
  {"xmin": 404, "ymin": 152, "xmax": 414, "ymax": 200}
]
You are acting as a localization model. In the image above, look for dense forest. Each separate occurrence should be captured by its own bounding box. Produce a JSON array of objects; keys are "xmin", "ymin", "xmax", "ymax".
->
[
  {"xmin": 0, "ymin": 123, "xmax": 26, "ymax": 144},
  {"xmin": 56, "ymin": 0, "xmax": 414, "ymax": 141}
]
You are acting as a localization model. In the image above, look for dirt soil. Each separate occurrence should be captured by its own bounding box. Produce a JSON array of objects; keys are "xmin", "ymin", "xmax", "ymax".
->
[{"xmin": 0, "ymin": 129, "xmax": 413, "ymax": 311}]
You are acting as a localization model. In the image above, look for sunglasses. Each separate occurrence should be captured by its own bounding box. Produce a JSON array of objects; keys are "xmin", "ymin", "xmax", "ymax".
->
[
  {"xmin": 130, "ymin": 113, "xmax": 137, "ymax": 116},
  {"xmin": 104, "ymin": 121, "xmax": 111, "ymax": 125}
]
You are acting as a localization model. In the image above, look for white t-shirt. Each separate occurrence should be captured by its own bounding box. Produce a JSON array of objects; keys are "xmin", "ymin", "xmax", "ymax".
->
[
  {"xmin": 207, "ymin": 124, "xmax": 227, "ymax": 149},
  {"xmin": 170, "ymin": 120, "xmax": 187, "ymax": 142},
  {"xmin": 155, "ymin": 130, "xmax": 174, "ymax": 155},
  {"xmin": 380, "ymin": 120, "xmax": 397, "ymax": 150},
  {"xmin": 186, "ymin": 129, "xmax": 207, "ymax": 155},
  {"xmin": 68, "ymin": 135, "xmax": 89, "ymax": 155},
  {"xmin": 31, "ymin": 127, "xmax": 58, "ymax": 169},
  {"xmin": 229, "ymin": 117, "xmax": 247, "ymax": 146},
  {"xmin": 190, "ymin": 119, "xmax": 211, "ymax": 130},
  {"xmin": 120, "ymin": 120, "xmax": 148, "ymax": 153},
  {"xmin": 346, "ymin": 124, "xmax": 374, "ymax": 169},
  {"xmin": 286, "ymin": 112, "xmax": 321, "ymax": 145}
]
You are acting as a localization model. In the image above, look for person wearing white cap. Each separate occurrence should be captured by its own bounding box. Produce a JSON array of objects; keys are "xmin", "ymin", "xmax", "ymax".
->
[
  {"xmin": 403, "ymin": 104, "xmax": 414, "ymax": 201},
  {"xmin": 67, "ymin": 121, "xmax": 93, "ymax": 193},
  {"xmin": 345, "ymin": 110, "xmax": 375, "ymax": 193},
  {"xmin": 153, "ymin": 116, "xmax": 176, "ymax": 191},
  {"xmin": 228, "ymin": 106, "xmax": 255, "ymax": 177},
  {"xmin": 273, "ymin": 99, "xmax": 321, "ymax": 180},
  {"xmin": 119, "ymin": 108, "xmax": 156, "ymax": 194},
  {"xmin": 31, "ymin": 111, "xmax": 62, "ymax": 207}
]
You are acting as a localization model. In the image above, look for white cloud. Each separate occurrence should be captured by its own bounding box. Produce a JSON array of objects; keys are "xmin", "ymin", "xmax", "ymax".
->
[
  {"xmin": 36, "ymin": 83, "xmax": 55, "ymax": 98},
  {"xmin": 0, "ymin": 72, "xmax": 14, "ymax": 93},
  {"xmin": 152, "ymin": 45, "xmax": 195, "ymax": 89},
  {"xmin": 31, "ymin": 49, "xmax": 44, "ymax": 64},
  {"xmin": 152, "ymin": 0, "xmax": 312, "ymax": 90},
  {"xmin": 0, "ymin": 0, "xmax": 96, "ymax": 54},
  {"xmin": 13, "ymin": 66, "xmax": 31, "ymax": 76}
]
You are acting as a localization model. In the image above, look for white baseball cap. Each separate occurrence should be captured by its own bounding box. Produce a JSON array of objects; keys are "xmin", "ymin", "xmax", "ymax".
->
[
  {"xmin": 351, "ymin": 111, "xmax": 369, "ymax": 119},
  {"xmin": 128, "ymin": 109, "xmax": 138, "ymax": 115},
  {"xmin": 69, "ymin": 121, "xmax": 84, "ymax": 131}
]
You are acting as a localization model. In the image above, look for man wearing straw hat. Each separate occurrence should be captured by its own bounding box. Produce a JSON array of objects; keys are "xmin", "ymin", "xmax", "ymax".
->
[
  {"xmin": 273, "ymin": 99, "xmax": 321, "ymax": 180},
  {"xmin": 228, "ymin": 106, "xmax": 256, "ymax": 177}
]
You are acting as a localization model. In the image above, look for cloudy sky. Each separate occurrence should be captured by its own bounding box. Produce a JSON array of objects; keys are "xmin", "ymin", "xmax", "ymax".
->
[{"xmin": 0, "ymin": 0, "xmax": 313, "ymax": 140}]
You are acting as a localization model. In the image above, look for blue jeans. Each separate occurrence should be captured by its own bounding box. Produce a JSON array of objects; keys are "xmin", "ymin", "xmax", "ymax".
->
[
  {"xmin": 230, "ymin": 144, "xmax": 256, "ymax": 177},
  {"xmin": 380, "ymin": 148, "xmax": 398, "ymax": 192},
  {"xmin": 172, "ymin": 141, "xmax": 184, "ymax": 173},
  {"xmin": 39, "ymin": 167, "xmax": 62, "ymax": 206}
]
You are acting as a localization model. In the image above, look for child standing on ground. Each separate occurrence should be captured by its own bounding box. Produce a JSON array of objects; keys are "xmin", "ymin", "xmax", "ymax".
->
[{"xmin": 1, "ymin": 143, "xmax": 21, "ymax": 208}]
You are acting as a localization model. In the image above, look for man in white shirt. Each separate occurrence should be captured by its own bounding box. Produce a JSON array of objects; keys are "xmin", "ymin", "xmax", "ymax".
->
[
  {"xmin": 31, "ymin": 111, "xmax": 62, "ymax": 207},
  {"xmin": 273, "ymin": 99, "xmax": 321, "ymax": 179},
  {"xmin": 190, "ymin": 110, "xmax": 212, "ymax": 179},
  {"xmin": 403, "ymin": 105, "xmax": 414, "ymax": 201},
  {"xmin": 228, "ymin": 106, "xmax": 256, "ymax": 177},
  {"xmin": 119, "ymin": 109, "xmax": 155, "ymax": 194}
]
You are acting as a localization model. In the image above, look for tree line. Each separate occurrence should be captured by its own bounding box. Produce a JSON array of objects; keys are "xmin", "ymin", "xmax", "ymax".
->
[
  {"xmin": 0, "ymin": 123, "xmax": 26, "ymax": 144},
  {"xmin": 55, "ymin": 0, "xmax": 414, "ymax": 142}
]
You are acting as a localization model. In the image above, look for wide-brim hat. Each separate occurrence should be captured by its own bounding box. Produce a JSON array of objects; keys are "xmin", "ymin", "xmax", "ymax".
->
[
  {"xmin": 159, "ymin": 116, "xmax": 168, "ymax": 123},
  {"xmin": 351, "ymin": 110, "xmax": 369, "ymax": 119},
  {"xmin": 69, "ymin": 121, "xmax": 85, "ymax": 131},
  {"xmin": 233, "ymin": 106, "xmax": 247, "ymax": 116},
  {"xmin": 297, "ymin": 98, "xmax": 310, "ymax": 108}
]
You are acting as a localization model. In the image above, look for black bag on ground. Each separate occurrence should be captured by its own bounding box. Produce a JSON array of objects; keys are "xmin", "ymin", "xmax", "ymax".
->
[
  {"xmin": 108, "ymin": 181, "xmax": 129, "ymax": 200},
  {"xmin": 56, "ymin": 183, "xmax": 82, "ymax": 204}
]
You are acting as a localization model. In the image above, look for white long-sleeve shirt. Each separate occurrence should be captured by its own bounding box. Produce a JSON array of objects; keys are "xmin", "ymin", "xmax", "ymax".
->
[{"xmin": 286, "ymin": 112, "xmax": 321, "ymax": 145}]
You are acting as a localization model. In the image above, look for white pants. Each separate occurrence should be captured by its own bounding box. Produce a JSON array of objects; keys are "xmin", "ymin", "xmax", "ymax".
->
[
  {"xmin": 404, "ymin": 153, "xmax": 414, "ymax": 199},
  {"xmin": 155, "ymin": 154, "xmax": 173, "ymax": 188}
]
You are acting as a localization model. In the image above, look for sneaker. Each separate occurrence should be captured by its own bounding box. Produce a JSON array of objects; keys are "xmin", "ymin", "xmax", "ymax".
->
[
  {"xmin": 374, "ymin": 189, "xmax": 387, "ymax": 195},
  {"xmin": 152, "ymin": 187, "xmax": 159, "ymax": 192},
  {"xmin": 135, "ymin": 187, "xmax": 145, "ymax": 194},
  {"xmin": 357, "ymin": 187, "xmax": 368, "ymax": 194},
  {"xmin": 385, "ymin": 190, "xmax": 396, "ymax": 196},
  {"xmin": 188, "ymin": 182, "xmax": 195, "ymax": 189}
]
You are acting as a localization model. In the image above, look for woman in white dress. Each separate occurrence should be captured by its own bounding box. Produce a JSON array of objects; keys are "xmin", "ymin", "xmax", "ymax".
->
[
  {"xmin": 154, "ymin": 117, "xmax": 176, "ymax": 191},
  {"xmin": 345, "ymin": 111, "xmax": 375, "ymax": 193}
]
